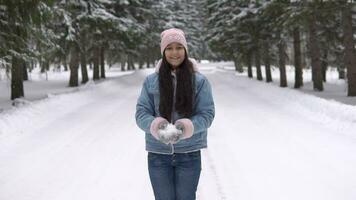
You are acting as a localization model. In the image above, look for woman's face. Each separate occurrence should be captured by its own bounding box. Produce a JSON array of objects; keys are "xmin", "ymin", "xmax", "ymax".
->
[{"xmin": 164, "ymin": 42, "xmax": 185, "ymax": 69}]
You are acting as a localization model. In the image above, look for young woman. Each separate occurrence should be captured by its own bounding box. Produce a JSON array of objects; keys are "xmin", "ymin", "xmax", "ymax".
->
[{"xmin": 135, "ymin": 28, "xmax": 215, "ymax": 200}]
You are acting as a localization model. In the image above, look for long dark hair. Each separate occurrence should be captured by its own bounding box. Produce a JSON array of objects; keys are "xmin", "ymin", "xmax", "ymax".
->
[{"xmin": 159, "ymin": 51, "xmax": 195, "ymax": 122}]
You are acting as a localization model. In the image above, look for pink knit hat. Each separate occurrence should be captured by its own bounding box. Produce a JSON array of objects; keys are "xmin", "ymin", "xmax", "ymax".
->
[{"xmin": 160, "ymin": 28, "xmax": 188, "ymax": 55}]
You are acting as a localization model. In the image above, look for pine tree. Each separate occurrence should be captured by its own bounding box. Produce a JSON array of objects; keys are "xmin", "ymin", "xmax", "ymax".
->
[
  {"xmin": 293, "ymin": 26, "xmax": 303, "ymax": 88},
  {"xmin": 308, "ymin": 2, "xmax": 323, "ymax": 91},
  {"xmin": 0, "ymin": 0, "xmax": 53, "ymax": 100},
  {"xmin": 341, "ymin": 0, "xmax": 356, "ymax": 96}
]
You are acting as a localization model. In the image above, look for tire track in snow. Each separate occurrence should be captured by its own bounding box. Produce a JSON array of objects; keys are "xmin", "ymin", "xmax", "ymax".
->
[
  {"xmin": 197, "ymin": 148, "xmax": 227, "ymax": 200},
  {"xmin": 0, "ymin": 72, "xmax": 152, "ymax": 200}
]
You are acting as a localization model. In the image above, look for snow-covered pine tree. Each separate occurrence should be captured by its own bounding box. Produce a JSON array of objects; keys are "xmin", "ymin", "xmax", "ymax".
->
[
  {"xmin": 206, "ymin": 0, "xmax": 245, "ymax": 65},
  {"xmin": 55, "ymin": 0, "xmax": 88, "ymax": 86},
  {"xmin": 0, "ymin": 0, "xmax": 53, "ymax": 100},
  {"xmin": 99, "ymin": 0, "xmax": 148, "ymax": 71},
  {"xmin": 341, "ymin": 0, "xmax": 356, "ymax": 96},
  {"xmin": 158, "ymin": 0, "xmax": 209, "ymax": 60},
  {"xmin": 306, "ymin": 1, "xmax": 323, "ymax": 91},
  {"xmin": 207, "ymin": 0, "xmax": 270, "ymax": 79},
  {"xmin": 262, "ymin": 0, "xmax": 289, "ymax": 87}
]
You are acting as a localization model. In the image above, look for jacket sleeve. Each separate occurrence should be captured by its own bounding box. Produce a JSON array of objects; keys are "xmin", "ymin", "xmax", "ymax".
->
[
  {"xmin": 135, "ymin": 77, "xmax": 155, "ymax": 133},
  {"xmin": 190, "ymin": 77, "xmax": 215, "ymax": 134}
]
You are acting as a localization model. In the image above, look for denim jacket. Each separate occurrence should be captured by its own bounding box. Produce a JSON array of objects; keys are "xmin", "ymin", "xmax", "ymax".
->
[{"xmin": 135, "ymin": 60, "xmax": 215, "ymax": 154}]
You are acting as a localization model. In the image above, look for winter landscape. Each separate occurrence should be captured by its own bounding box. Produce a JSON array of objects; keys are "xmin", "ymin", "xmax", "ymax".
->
[
  {"xmin": 1, "ymin": 1, "xmax": 356, "ymax": 200},
  {"xmin": 1, "ymin": 62, "xmax": 356, "ymax": 200}
]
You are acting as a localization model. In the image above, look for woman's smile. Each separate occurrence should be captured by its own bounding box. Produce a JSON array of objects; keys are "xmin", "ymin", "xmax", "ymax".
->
[{"xmin": 164, "ymin": 42, "xmax": 185, "ymax": 68}]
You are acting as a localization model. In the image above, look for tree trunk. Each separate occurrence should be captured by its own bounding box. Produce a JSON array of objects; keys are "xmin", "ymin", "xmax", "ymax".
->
[
  {"xmin": 342, "ymin": 3, "xmax": 356, "ymax": 96},
  {"xmin": 63, "ymin": 54, "xmax": 68, "ymax": 71},
  {"xmin": 11, "ymin": 57, "xmax": 24, "ymax": 100},
  {"xmin": 139, "ymin": 58, "xmax": 144, "ymax": 69},
  {"xmin": 234, "ymin": 57, "xmax": 243, "ymax": 73},
  {"xmin": 5, "ymin": 57, "xmax": 10, "ymax": 74},
  {"xmin": 127, "ymin": 55, "xmax": 135, "ymax": 70},
  {"xmin": 301, "ymin": 42, "xmax": 308, "ymax": 70},
  {"xmin": 338, "ymin": 66, "xmax": 346, "ymax": 79},
  {"xmin": 93, "ymin": 47, "xmax": 100, "ymax": 80},
  {"xmin": 100, "ymin": 47, "xmax": 106, "ymax": 78},
  {"xmin": 127, "ymin": 57, "xmax": 131, "ymax": 70},
  {"xmin": 100, "ymin": 46, "xmax": 106, "ymax": 79},
  {"xmin": 29, "ymin": 60, "xmax": 35, "ymax": 73},
  {"xmin": 293, "ymin": 27, "xmax": 303, "ymax": 88},
  {"xmin": 146, "ymin": 56, "xmax": 151, "ymax": 68},
  {"xmin": 263, "ymin": 41, "xmax": 272, "ymax": 82},
  {"xmin": 80, "ymin": 31, "xmax": 89, "ymax": 83},
  {"xmin": 278, "ymin": 35, "xmax": 287, "ymax": 87},
  {"xmin": 80, "ymin": 49, "xmax": 89, "ymax": 84},
  {"xmin": 308, "ymin": 12, "xmax": 323, "ymax": 91},
  {"xmin": 43, "ymin": 61, "xmax": 49, "ymax": 74},
  {"xmin": 247, "ymin": 52, "xmax": 253, "ymax": 78},
  {"xmin": 23, "ymin": 62, "xmax": 28, "ymax": 81},
  {"xmin": 121, "ymin": 58, "xmax": 126, "ymax": 71},
  {"xmin": 255, "ymin": 48, "xmax": 263, "ymax": 81},
  {"xmin": 321, "ymin": 49, "xmax": 328, "ymax": 82},
  {"xmin": 40, "ymin": 59, "xmax": 46, "ymax": 73},
  {"xmin": 69, "ymin": 47, "xmax": 79, "ymax": 87}
]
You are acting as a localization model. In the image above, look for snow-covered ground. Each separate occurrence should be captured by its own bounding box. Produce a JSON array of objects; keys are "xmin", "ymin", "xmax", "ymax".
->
[
  {"xmin": 217, "ymin": 63, "xmax": 356, "ymax": 106},
  {"xmin": 1, "ymin": 63, "xmax": 356, "ymax": 200},
  {"xmin": 0, "ymin": 66, "xmax": 134, "ymax": 111}
]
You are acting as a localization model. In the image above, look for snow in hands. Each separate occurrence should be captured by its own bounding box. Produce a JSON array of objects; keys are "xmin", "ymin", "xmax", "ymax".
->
[{"xmin": 158, "ymin": 123, "xmax": 183, "ymax": 145}]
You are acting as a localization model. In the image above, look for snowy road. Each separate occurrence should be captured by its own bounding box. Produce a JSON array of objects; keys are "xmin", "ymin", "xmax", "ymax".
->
[{"xmin": 1, "ymin": 65, "xmax": 356, "ymax": 200}]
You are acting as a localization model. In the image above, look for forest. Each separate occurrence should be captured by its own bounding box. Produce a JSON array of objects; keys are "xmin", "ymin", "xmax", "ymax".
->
[{"xmin": 0, "ymin": 0, "xmax": 355, "ymax": 100}]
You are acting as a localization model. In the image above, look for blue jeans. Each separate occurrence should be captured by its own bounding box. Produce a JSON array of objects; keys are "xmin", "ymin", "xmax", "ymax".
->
[{"xmin": 148, "ymin": 150, "xmax": 201, "ymax": 200}]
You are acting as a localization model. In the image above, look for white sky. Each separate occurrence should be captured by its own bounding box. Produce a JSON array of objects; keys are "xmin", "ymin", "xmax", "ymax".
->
[{"xmin": 0, "ymin": 62, "xmax": 356, "ymax": 200}]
